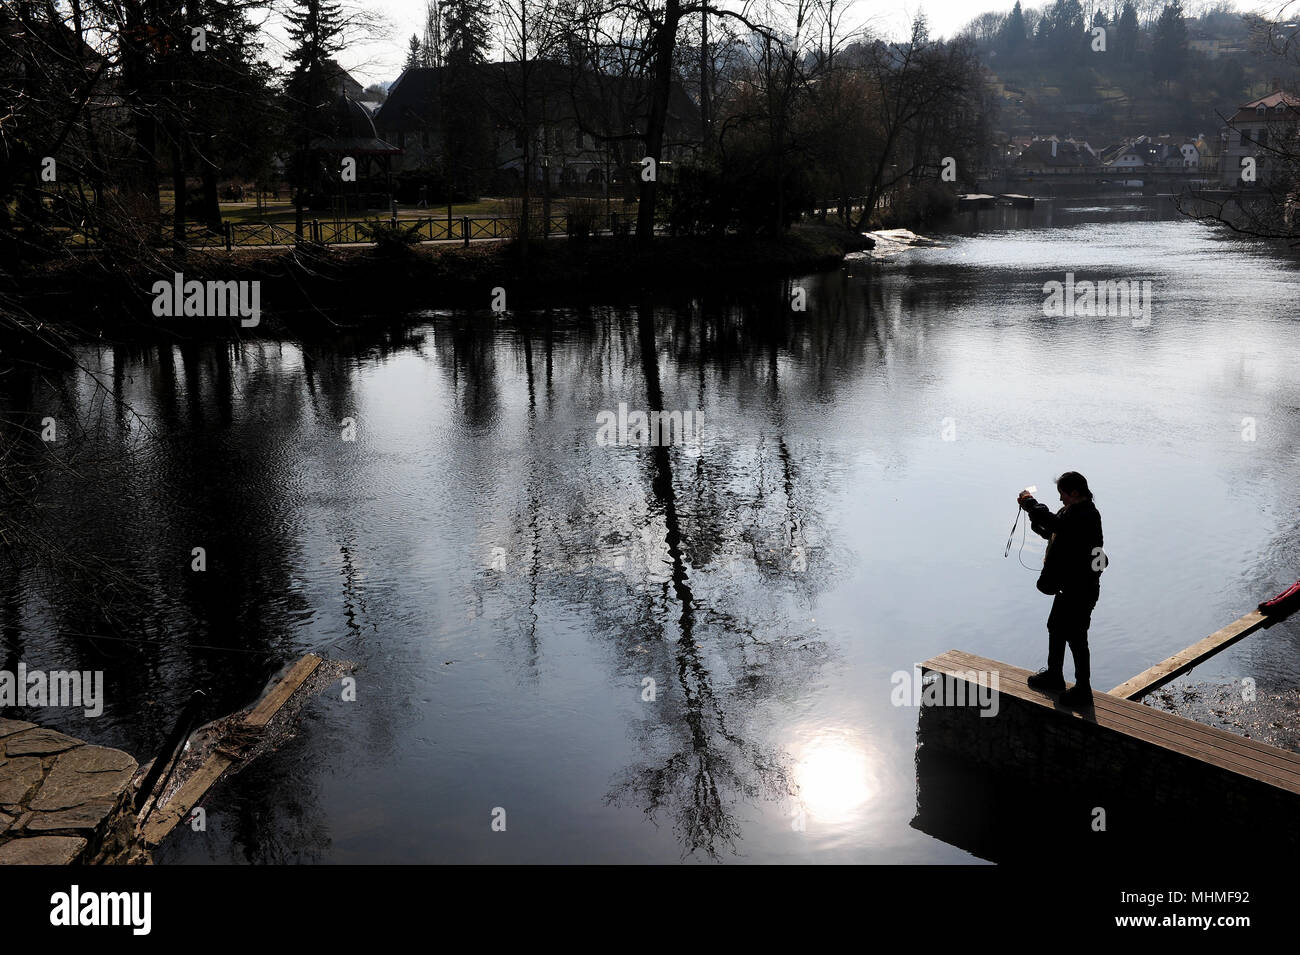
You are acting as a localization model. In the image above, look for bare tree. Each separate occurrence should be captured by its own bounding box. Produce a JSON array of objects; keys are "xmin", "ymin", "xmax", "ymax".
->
[{"xmin": 497, "ymin": 0, "xmax": 568, "ymax": 246}]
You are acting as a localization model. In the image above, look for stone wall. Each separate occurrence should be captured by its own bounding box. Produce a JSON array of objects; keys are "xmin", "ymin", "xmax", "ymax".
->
[
  {"xmin": 913, "ymin": 679, "xmax": 1300, "ymax": 859},
  {"xmin": 0, "ymin": 719, "xmax": 145, "ymax": 865}
]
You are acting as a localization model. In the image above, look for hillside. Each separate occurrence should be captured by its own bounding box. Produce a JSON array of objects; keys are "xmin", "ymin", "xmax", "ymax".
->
[{"xmin": 966, "ymin": 4, "xmax": 1300, "ymax": 142}]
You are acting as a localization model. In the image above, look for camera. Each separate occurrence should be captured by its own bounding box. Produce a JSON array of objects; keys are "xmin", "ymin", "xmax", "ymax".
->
[{"xmin": 1021, "ymin": 485, "xmax": 1037, "ymax": 496}]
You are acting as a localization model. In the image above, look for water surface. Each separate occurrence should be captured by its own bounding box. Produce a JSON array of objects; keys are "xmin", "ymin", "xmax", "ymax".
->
[{"xmin": 3, "ymin": 198, "xmax": 1298, "ymax": 862}]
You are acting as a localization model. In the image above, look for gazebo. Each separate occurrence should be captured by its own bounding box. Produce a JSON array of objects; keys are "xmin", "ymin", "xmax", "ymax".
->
[{"xmin": 308, "ymin": 95, "xmax": 402, "ymax": 211}]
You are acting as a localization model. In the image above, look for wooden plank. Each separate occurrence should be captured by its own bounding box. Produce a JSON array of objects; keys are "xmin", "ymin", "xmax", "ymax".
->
[
  {"xmin": 1109, "ymin": 611, "xmax": 1267, "ymax": 700},
  {"xmin": 920, "ymin": 650, "xmax": 1300, "ymax": 794},
  {"xmin": 141, "ymin": 753, "xmax": 234, "ymax": 845},
  {"xmin": 245, "ymin": 653, "xmax": 321, "ymax": 727},
  {"xmin": 141, "ymin": 653, "xmax": 323, "ymax": 845}
]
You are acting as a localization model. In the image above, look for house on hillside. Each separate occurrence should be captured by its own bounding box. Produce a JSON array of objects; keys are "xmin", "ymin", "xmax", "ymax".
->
[
  {"xmin": 1110, "ymin": 140, "xmax": 1149, "ymax": 169},
  {"xmin": 1015, "ymin": 137, "xmax": 1096, "ymax": 172},
  {"xmin": 1220, "ymin": 90, "xmax": 1300, "ymax": 187},
  {"xmin": 1106, "ymin": 137, "xmax": 1188, "ymax": 171},
  {"xmin": 1096, "ymin": 142, "xmax": 1129, "ymax": 165},
  {"xmin": 375, "ymin": 61, "xmax": 701, "ymax": 199}
]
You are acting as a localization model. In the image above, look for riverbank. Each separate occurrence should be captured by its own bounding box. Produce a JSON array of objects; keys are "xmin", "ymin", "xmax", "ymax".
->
[{"xmin": 4, "ymin": 224, "xmax": 873, "ymax": 339}]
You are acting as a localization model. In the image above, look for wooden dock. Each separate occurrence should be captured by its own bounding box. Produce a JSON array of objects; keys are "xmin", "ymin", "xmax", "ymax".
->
[
  {"xmin": 922, "ymin": 649, "xmax": 1300, "ymax": 798},
  {"xmin": 912, "ymin": 581, "xmax": 1300, "ymax": 856}
]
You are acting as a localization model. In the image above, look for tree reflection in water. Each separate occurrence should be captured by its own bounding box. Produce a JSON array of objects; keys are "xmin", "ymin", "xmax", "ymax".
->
[{"xmin": 470, "ymin": 289, "xmax": 872, "ymax": 857}]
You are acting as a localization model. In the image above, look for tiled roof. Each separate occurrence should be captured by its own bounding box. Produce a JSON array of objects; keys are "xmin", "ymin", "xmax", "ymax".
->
[{"xmin": 1227, "ymin": 90, "xmax": 1300, "ymax": 125}]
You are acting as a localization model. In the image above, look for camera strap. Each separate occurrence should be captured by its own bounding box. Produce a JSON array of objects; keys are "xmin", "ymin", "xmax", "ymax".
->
[{"xmin": 1004, "ymin": 505, "xmax": 1022, "ymax": 558}]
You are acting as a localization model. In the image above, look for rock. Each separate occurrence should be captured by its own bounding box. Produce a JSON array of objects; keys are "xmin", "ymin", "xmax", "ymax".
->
[
  {"xmin": 0, "ymin": 719, "xmax": 36, "ymax": 740},
  {"xmin": 0, "ymin": 756, "xmax": 44, "ymax": 804},
  {"xmin": 0, "ymin": 811, "xmax": 12, "ymax": 835},
  {"xmin": 3, "ymin": 728, "xmax": 83, "ymax": 757},
  {"xmin": 29, "ymin": 746, "xmax": 136, "ymax": 812},
  {"xmin": 21, "ymin": 800, "xmax": 118, "ymax": 833},
  {"xmin": 0, "ymin": 835, "xmax": 87, "ymax": 865}
]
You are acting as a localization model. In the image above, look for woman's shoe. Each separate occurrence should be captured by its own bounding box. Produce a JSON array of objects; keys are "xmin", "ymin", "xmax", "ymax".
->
[{"xmin": 1027, "ymin": 669, "xmax": 1065, "ymax": 692}]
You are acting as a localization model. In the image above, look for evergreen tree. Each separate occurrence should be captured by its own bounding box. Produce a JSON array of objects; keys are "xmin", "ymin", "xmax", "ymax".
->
[
  {"xmin": 1044, "ymin": 0, "xmax": 1086, "ymax": 59},
  {"xmin": 442, "ymin": 0, "xmax": 493, "ymax": 67},
  {"xmin": 1116, "ymin": 1, "xmax": 1138, "ymax": 62},
  {"xmin": 284, "ymin": 0, "xmax": 346, "ymax": 236},
  {"xmin": 1152, "ymin": 1, "xmax": 1188, "ymax": 85},
  {"xmin": 405, "ymin": 34, "xmax": 424, "ymax": 70},
  {"xmin": 1001, "ymin": 1, "xmax": 1027, "ymax": 52},
  {"xmin": 438, "ymin": 0, "xmax": 494, "ymax": 202}
]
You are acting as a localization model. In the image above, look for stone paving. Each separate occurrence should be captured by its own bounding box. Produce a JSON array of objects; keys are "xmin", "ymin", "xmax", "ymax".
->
[{"xmin": 0, "ymin": 718, "xmax": 142, "ymax": 864}]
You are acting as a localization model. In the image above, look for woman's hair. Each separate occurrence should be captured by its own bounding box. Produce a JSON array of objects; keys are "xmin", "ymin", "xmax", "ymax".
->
[{"xmin": 1055, "ymin": 471, "xmax": 1092, "ymax": 499}]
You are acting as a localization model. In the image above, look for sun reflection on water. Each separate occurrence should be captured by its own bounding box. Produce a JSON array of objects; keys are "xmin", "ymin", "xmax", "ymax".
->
[{"xmin": 794, "ymin": 729, "xmax": 874, "ymax": 825}]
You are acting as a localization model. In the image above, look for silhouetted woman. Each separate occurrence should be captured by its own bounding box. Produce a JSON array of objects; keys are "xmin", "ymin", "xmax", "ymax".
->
[{"xmin": 1018, "ymin": 471, "xmax": 1104, "ymax": 707}]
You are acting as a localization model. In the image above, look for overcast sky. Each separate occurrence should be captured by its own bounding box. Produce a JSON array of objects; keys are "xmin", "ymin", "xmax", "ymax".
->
[{"xmin": 263, "ymin": 0, "xmax": 1277, "ymax": 90}]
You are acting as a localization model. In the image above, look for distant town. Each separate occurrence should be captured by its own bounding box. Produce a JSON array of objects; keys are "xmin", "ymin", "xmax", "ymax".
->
[{"xmin": 982, "ymin": 88, "xmax": 1296, "ymax": 189}]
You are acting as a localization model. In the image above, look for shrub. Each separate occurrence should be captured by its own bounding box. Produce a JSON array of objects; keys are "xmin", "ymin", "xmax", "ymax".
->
[
  {"xmin": 565, "ymin": 198, "xmax": 604, "ymax": 241},
  {"xmin": 360, "ymin": 218, "xmax": 424, "ymax": 257}
]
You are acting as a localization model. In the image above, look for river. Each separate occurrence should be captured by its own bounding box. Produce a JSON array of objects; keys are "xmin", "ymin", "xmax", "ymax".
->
[{"xmin": 2, "ymin": 197, "xmax": 1297, "ymax": 862}]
